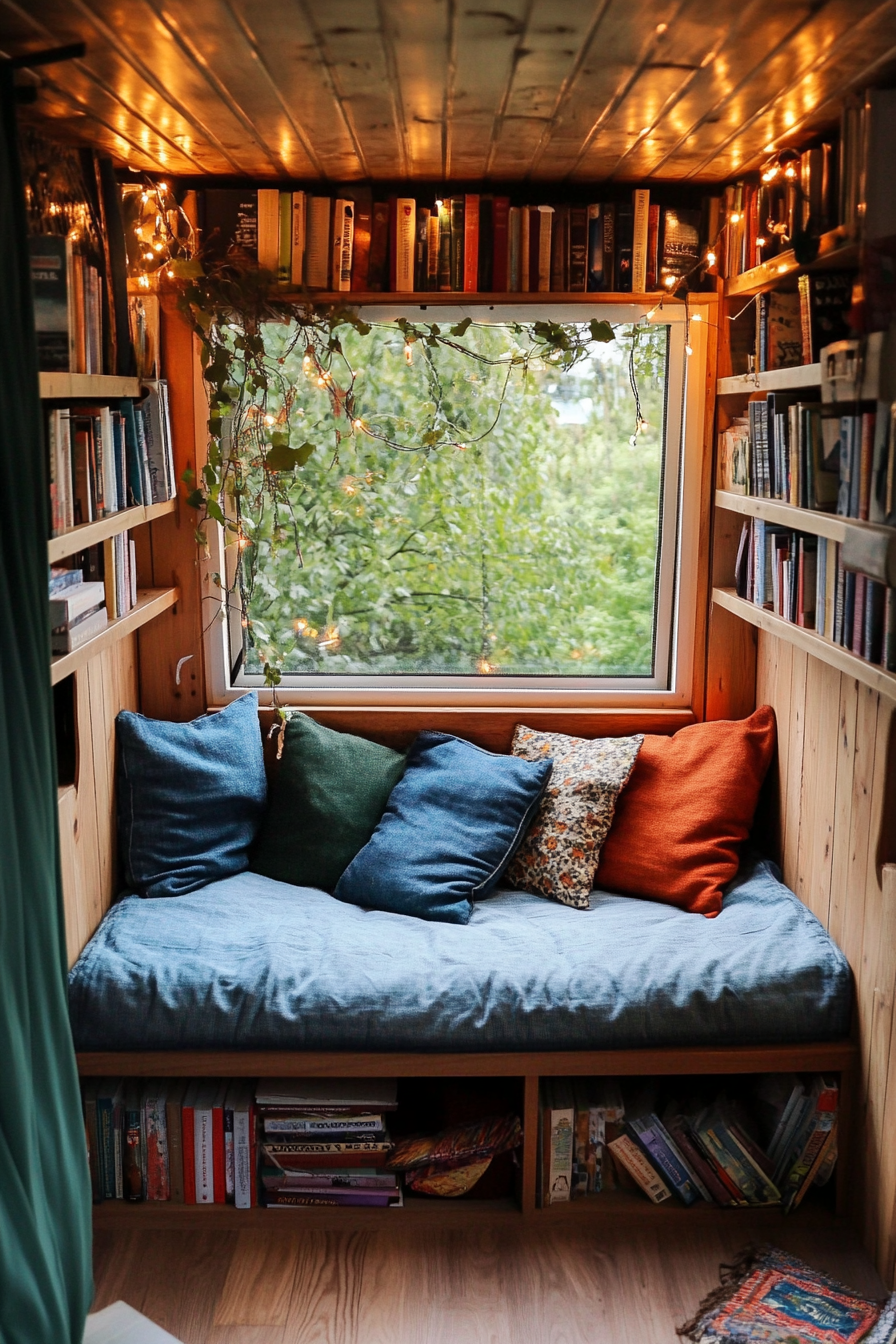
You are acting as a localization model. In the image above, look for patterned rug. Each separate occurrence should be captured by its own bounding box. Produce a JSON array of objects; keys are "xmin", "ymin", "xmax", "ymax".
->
[{"xmin": 678, "ymin": 1246, "xmax": 896, "ymax": 1343}]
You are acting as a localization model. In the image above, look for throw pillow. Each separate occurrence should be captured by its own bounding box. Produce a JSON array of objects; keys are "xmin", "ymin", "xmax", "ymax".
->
[
  {"xmin": 117, "ymin": 692, "xmax": 267, "ymax": 899},
  {"xmin": 251, "ymin": 713, "xmax": 407, "ymax": 892},
  {"xmin": 333, "ymin": 731, "xmax": 552, "ymax": 924},
  {"xmin": 597, "ymin": 705, "xmax": 777, "ymax": 917},
  {"xmin": 506, "ymin": 726, "xmax": 644, "ymax": 908}
]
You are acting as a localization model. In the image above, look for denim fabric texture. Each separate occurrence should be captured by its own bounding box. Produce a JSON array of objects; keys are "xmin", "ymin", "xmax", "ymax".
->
[
  {"xmin": 117, "ymin": 692, "xmax": 267, "ymax": 899},
  {"xmin": 68, "ymin": 856, "xmax": 852, "ymax": 1052},
  {"xmin": 250, "ymin": 712, "xmax": 407, "ymax": 892},
  {"xmin": 333, "ymin": 730, "xmax": 553, "ymax": 923}
]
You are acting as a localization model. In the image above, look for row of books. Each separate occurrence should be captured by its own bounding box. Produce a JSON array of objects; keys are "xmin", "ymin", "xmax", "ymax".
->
[
  {"xmin": 720, "ymin": 88, "xmax": 896, "ymax": 284},
  {"xmin": 47, "ymin": 382, "xmax": 175, "ymax": 536},
  {"xmin": 734, "ymin": 520, "xmax": 896, "ymax": 670},
  {"xmin": 48, "ymin": 540, "xmax": 137, "ymax": 654},
  {"xmin": 719, "ymin": 398, "xmax": 895, "ymax": 525},
  {"xmin": 80, "ymin": 1077, "xmax": 404, "ymax": 1209},
  {"xmin": 198, "ymin": 186, "xmax": 713, "ymax": 295},
  {"xmin": 746, "ymin": 273, "xmax": 854, "ymax": 374},
  {"xmin": 540, "ymin": 1074, "xmax": 838, "ymax": 1211},
  {"xmin": 30, "ymin": 236, "xmax": 105, "ymax": 376}
]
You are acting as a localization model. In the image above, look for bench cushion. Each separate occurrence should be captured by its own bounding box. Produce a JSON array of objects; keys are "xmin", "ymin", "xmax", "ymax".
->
[{"xmin": 68, "ymin": 856, "xmax": 851, "ymax": 1053}]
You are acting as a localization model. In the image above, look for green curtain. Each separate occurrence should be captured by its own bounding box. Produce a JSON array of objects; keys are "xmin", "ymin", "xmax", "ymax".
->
[{"xmin": 0, "ymin": 66, "xmax": 93, "ymax": 1344}]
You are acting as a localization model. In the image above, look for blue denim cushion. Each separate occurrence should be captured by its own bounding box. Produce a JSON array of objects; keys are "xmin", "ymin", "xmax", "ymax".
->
[
  {"xmin": 117, "ymin": 692, "xmax": 267, "ymax": 899},
  {"xmin": 333, "ymin": 730, "xmax": 552, "ymax": 924}
]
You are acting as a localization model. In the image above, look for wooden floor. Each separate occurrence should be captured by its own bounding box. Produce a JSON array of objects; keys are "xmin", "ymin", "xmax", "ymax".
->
[{"xmin": 93, "ymin": 1210, "xmax": 886, "ymax": 1344}]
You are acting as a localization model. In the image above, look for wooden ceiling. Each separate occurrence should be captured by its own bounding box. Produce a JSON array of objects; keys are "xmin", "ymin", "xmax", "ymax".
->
[{"xmin": 4, "ymin": 0, "xmax": 896, "ymax": 184}]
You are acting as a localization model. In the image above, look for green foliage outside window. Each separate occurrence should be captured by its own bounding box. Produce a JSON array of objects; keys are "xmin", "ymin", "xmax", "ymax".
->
[{"xmin": 235, "ymin": 319, "xmax": 668, "ymax": 680}]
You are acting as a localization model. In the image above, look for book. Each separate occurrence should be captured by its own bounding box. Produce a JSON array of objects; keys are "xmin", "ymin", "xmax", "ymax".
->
[
  {"xmin": 143, "ymin": 1081, "xmax": 170, "ymax": 1202},
  {"xmin": 765, "ymin": 290, "xmax": 802, "ymax": 370},
  {"xmin": 664, "ymin": 1113, "xmax": 736, "ymax": 1206},
  {"xmin": 263, "ymin": 1115, "xmax": 386, "ymax": 1135},
  {"xmin": 261, "ymin": 1168, "xmax": 398, "ymax": 1191},
  {"xmin": 164, "ymin": 1079, "xmax": 188, "ymax": 1204},
  {"xmin": 508, "ymin": 206, "xmax": 522, "ymax": 291},
  {"xmin": 290, "ymin": 191, "xmax": 306, "ymax": 286},
  {"xmin": 95, "ymin": 1078, "xmax": 123, "ymax": 1202},
  {"xmin": 536, "ymin": 205, "xmax": 553, "ymax": 292},
  {"xmin": 414, "ymin": 206, "xmax": 430, "ymax": 291},
  {"xmin": 571, "ymin": 1082, "xmax": 608, "ymax": 1197},
  {"xmin": 256, "ymin": 1079, "xmax": 398, "ymax": 1108},
  {"xmin": 368, "ymin": 201, "xmax": 390, "ymax": 291},
  {"xmin": 527, "ymin": 206, "xmax": 541, "ymax": 293},
  {"xmin": 569, "ymin": 206, "xmax": 587, "ymax": 292},
  {"xmin": 550, "ymin": 204, "xmax": 568, "ymax": 292},
  {"xmin": 346, "ymin": 188, "xmax": 371, "ymax": 290},
  {"xmin": 449, "ymin": 197, "xmax": 465, "ymax": 291},
  {"xmin": 305, "ymin": 197, "xmax": 331, "ymax": 289},
  {"xmin": 277, "ymin": 191, "xmax": 291, "ymax": 285},
  {"xmin": 51, "ymin": 605, "xmax": 108, "ymax": 655},
  {"xmin": 30, "ymin": 234, "xmax": 73, "ymax": 371},
  {"xmin": 426, "ymin": 210, "xmax": 440, "ymax": 291},
  {"xmin": 694, "ymin": 1107, "xmax": 780, "ymax": 1205},
  {"xmin": 257, "ymin": 188, "xmax": 280, "ymax": 273},
  {"xmin": 646, "ymin": 202, "xmax": 660, "ymax": 289},
  {"xmin": 224, "ymin": 1080, "xmax": 257, "ymax": 1209},
  {"xmin": 181, "ymin": 1080, "xmax": 199, "ymax": 1206},
  {"xmin": 540, "ymin": 1079, "xmax": 575, "ymax": 1205},
  {"xmin": 607, "ymin": 1133, "xmax": 672, "ymax": 1203},
  {"xmin": 631, "ymin": 189, "xmax": 649, "ymax": 292},
  {"xmin": 628, "ymin": 1113, "xmax": 704, "ymax": 1205},
  {"xmin": 798, "ymin": 272, "xmax": 853, "ymax": 363},
  {"xmin": 265, "ymin": 1188, "xmax": 399, "ymax": 1207},
  {"xmin": 332, "ymin": 199, "xmax": 354, "ymax": 293},
  {"xmin": 49, "ymin": 579, "xmax": 106, "ymax": 628},
  {"xmin": 262, "ymin": 1141, "xmax": 392, "ymax": 1169},
  {"xmin": 200, "ymin": 189, "xmax": 258, "ymax": 260},
  {"xmin": 660, "ymin": 207, "xmax": 701, "ymax": 288},
  {"xmin": 122, "ymin": 1081, "xmax": 145, "ymax": 1202},
  {"xmin": 48, "ymin": 566, "xmax": 81, "ymax": 597},
  {"xmin": 492, "ymin": 196, "xmax": 510, "ymax": 292},
  {"xmin": 520, "ymin": 205, "xmax": 531, "ymax": 292},
  {"xmin": 615, "ymin": 203, "xmax": 633, "ymax": 291},
  {"xmin": 586, "ymin": 204, "xmax": 603, "ymax": 291},
  {"xmin": 463, "ymin": 194, "xmax": 479, "ymax": 293}
]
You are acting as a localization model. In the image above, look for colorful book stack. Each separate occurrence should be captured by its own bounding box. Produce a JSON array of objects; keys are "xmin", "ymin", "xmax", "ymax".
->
[
  {"xmin": 258, "ymin": 1078, "xmax": 401, "ymax": 1208},
  {"xmin": 733, "ymin": 517, "xmax": 896, "ymax": 671},
  {"xmin": 30, "ymin": 234, "xmax": 105, "ymax": 375},
  {"xmin": 81, "ymin": 1078, "xmax": 258, "ymax": 1207},
  {"xmin": 47, "ymin": 383, "xmax": 175, "ymax": 537},
  {"xmin": 49, "ymin": 567, "xmax": 108, "ymax": 655},
  {"xmin": 538, "ymin": 1075, "xmax": 839, "ymax": 1211},
  {"xmin": 198, "ymin": 187, "xmax": 714, "ymax": 295}
]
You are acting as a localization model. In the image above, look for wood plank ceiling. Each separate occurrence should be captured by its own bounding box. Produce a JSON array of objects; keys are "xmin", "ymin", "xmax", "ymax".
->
[{"xmin": 3, "ymin": 0, "xmax": 896, "ymax": 183}]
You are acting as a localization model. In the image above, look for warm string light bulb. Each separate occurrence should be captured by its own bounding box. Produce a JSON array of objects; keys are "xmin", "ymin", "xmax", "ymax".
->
[
  {"xmin": 705, "ymin": 250, "xmax": 717, "ymax": 266},
  {"xmin": 404, "ymin": 341, "xmax": 414, "ymax": 365},
  {"xmin": 729, "ymin": 212, "xmax": 741, "ymax": 224}
]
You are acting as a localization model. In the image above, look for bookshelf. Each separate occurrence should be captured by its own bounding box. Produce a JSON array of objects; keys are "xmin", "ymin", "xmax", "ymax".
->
[
  {"xmin": 50, "ymin": 586, "xmax": 179, "ymax": 686},
  {"xmin": 715, "ymin": 489, "xmax": 896, "ymax": 570},
  {"xmin": 716, "ymin": 364, "xmax": 820, "ymax": 396},
  {"xmin": 48, "ymin": 498, "xmax": 177, "ymax": 564},
  {"xmin": 724, "ymin": 227, "xmax": 859, "ymax": 299},
  {"xmin": 39, "ymin": 373, "xmax": 143, "ymax": 400},
  {"xmin": 712, "ymin": 586, "xmax": 896, "ymax": 700}
]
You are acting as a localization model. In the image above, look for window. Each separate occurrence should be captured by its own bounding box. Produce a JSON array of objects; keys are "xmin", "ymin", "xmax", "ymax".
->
[{"xmin": 205, "ymin": 304, "xmax": 705, "ymax": 708}]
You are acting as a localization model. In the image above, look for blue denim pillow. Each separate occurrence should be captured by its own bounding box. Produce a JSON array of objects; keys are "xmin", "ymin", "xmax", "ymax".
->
[
  {"xmin": 117, "ymin": 693, "xmax": 267, "ymax": 899},
  {"xmin": 333, "ymin": 731, "xmax": 553, "ymax": 924}
]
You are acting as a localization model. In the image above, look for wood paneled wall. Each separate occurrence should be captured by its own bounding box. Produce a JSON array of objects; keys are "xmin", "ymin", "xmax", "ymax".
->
[
  {"xmin": 57, "ymin": 634, "xmax": 139, "ymax": 967},
  {"xmin": 754, "ymin": 629, "xmax": 896, "ymax": 1283}
]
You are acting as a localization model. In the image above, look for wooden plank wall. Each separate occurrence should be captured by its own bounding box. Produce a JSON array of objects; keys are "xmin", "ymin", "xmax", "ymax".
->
[
  {"xmin": 754, "ymin": 629, "xmax": 896, "ymax": 1283},
  {"xmin": 57, "ymin": 633, "xmax": 140, "ymax": 967}
]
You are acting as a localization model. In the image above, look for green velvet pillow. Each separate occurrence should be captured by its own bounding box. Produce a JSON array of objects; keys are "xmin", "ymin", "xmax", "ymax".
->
[{"xmin": 250, "ymin": 713, "xmax": 407, "ymax": 892}]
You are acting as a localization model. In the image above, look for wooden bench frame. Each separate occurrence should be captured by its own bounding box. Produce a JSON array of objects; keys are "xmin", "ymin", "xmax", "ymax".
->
[{"xmin": 79, "ymin": 1039, "xmax": 857, "ymax": 1225}]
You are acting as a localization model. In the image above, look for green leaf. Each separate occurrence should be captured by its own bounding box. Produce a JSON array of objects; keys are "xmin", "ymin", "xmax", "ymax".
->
[
  {"xmin": 266, "ymin": 441, "xmax": 316, "ymax": 472},
  {"xmin": 181, "ymin": 467, "xmax": 195, "ymax": 484},
  {"xmin": 294, "ymin": 441, "xmax": 316, "ymax": 466},
  {"xmin": 589, "ymin": 318, "xmax": 615, "ymax": 343},
  {"xmin": 450, "ymin": 318, "xmax": 472, "ymax": 338},
  {"xmin": 206, "ymin": 499, "xmax": 225, "ymax": 525},
  {"xmin": 186, "ymin": 488, "xmax": 205, "ymax": 511}
]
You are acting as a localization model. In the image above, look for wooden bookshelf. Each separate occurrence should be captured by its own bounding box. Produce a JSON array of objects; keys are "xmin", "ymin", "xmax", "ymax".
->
[
  {"xmin": 714, "ymin": 491, "xmax": 896, "ymax": 586},
  {"xmin": 50, "ymin": 586, "xmax": 179, "ymax": 686},
  {"xmin": 712, "ymin": 586, "xmax": 896, "ymax": 701},
  {"xmin": 716, "ymin": 364, "xmax": 821, "ymax": 396},
  {"xmin": 278, "ymin": 290, "xmax": 718, "ymax": 308},
  {"xmin": 48, "ymin": 497, "xmax": 177, "ymax": 564},
  {"xmin": 39, "ymin": 372, "xmax": 143, "ymax": 400},
  {"xmin": 724, "ymin": 227, "xmax": 859, "ymax": 299}
]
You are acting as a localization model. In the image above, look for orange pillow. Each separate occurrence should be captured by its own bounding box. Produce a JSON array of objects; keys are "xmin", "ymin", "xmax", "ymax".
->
[{"xmin": 596, "ymin": 706, "xmax": 777, "ymax": 917}]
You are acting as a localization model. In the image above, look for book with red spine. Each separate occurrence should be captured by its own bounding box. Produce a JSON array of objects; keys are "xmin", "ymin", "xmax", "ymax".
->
[
  {"xmin": 347, "ymin": 186, "xmax": 372, "ymax": 290},
  {"xmin": 143, "ymin": 1080, "xmax": 170, "ymax": 1201},
  {"xmin": 181, "ymin": 1080, "xmax": 199, "ymax": 1206},
  {"xmin": 212, "ymin": 1079, "xmax": 228, "ymax": 1205},
  {"xmin": 492, "ymin": 196, "xmax": 510, "ymax": 292},
  {"xmin": 646, "ymin": 203, "xmax": 660, "ymax": 289},
  {"xmin": 463, "ymin": 194, "xmax": 480, "ymax": 292}
]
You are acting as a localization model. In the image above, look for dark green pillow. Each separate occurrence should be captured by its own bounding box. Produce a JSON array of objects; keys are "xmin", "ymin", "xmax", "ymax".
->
[{"xmin": 251, "ymin": 713, "xmax": 406, "ymax": 892}]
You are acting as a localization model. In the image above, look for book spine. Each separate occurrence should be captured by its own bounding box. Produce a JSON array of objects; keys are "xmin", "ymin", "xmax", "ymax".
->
[
  {"xmin": 265, "ymin": 1117, "xmax": 385, "ymax": 1134},
  {"xmin": 426, "ymin": 212, "xmax": 440, "ymax": 291},
  {"xmin": 628, "ymin": 1118, "xmax": 701, "ymax": 1205},
  {"xmin": 195, "ymin": 1105, "xmax": 214, "ymax": 1204},
  {"xmin": 537, "ymin": 206, "xmax": 553, "ymax": 292},
  {"xmin": 607, "ymin": 1135, "xmax": 671, "ymax": 1203},
  {"xmin": 349, "ymin": 193, "xmax": 371, "ymax": 290},
  {"xmin": 368, "ymin": 201, "xmax": 390, "ymax": 291},
  {"xmin": 602, "ymin": 204, "xmax": 615, "ymax": 291},
  {"xmin": 668, "ymin": 1121, "xmax": 735, "ymax": 1206},
  {"xmin": 463, "ymin": 194, "xmax": 479, "ymax": 293},
  {"xmin": 646, "ymin": 202, "xmax": 660, "ymax": 289},
  {"xmin": 289, "ymin": 192, "xmax": 306, "ymax": 287},
  {"xmin": 212, "ymin": 1102, "xmax": 226, "ymax": 1205},
  {"xmin": 492, "ymin": 196, "xmax": 510, "ymax": 292},
  {"xmin": 333, "ymin": 200, "xmax": 354, "ymax": 293},
  {"xmin": 123, "ymin": 1103, "xmax": 144, "ymax": 1202},
  {"xmin": 414, "ymin": 206, "xmax": 430, "ymax": 291},
  {"xmin": 257, "ymin": 188, "xmax": 281, "ymax": 273},
  {"xmin": 394, "ymin": 198, "xmax": 416, "ymax": 292},
  {"xmin": 306, "ymin": 197, "xmax": 331, "ymax": 289},
  {"xmin": 520, "ymin": 206, "xmax": 531, "ymax": 292},
  {"xmin": 225, "ymin": 1108, "xmax": 235, "ymax": 1204},
  {"xmin": 182, "ymin": 1101, "xmax": 196, "ymax": 1205},
  {"xmin": 545, "ymin": 1101, "xmax": 574, "ymax": 1205},
  {"xmin": 550, "ymin": 203, "xmax": 567, "ymax": 291},
  {"xmin": 278, "ymin": 191, "xmax": 292, "ymax": 285},
  {"xmin": 508, "ymin": 207, "xmax": 521, "ymax": 291},
  {"xmin": 166, "ymin": 1096, "xmax": 185, "ymax": 1204},
  {"xmin": 569, "ymin": 207, "xmax": 587, "ymax": 292},
  {"xmin": 477, "ymin": 196, "xmax": 493, "ymax": 290},
  {"xmin": 145, "ymin": 1094, "xmax": 170, "ymax": 1201},
  {"xmin": 528, "ymin": 207, "xmax": 541, "ymax": 292},
  {"xmin": 450, "ymin": 198, "xmax": 465, "ymax": 291},
  {"xmin": 234, "ymin": 1104, "xmax": 256, "ymax": 1209},
  {"xmin": 97, "ymin": 1098, "xmax": 115, "ymax": 1201},
  {"xmin": 781, "ymin": 1112, "xmax": 836, "ymax": 1211},
  {"xmin": 631, "ymin": 189, "xmax": 649, "ymax": 292}
]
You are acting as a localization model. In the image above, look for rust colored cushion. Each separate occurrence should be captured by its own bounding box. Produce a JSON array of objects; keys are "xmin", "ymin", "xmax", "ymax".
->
[{"xmin": 597, "ymin": 706, "xmax": 777, "ymax": 917}]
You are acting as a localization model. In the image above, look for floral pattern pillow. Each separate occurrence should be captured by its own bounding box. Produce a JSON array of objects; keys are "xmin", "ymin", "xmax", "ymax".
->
[{"xmin": 506, "ymin": 726, "xmax": 643, "ymax": 909}]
